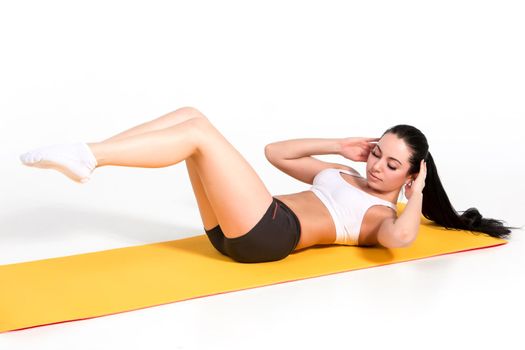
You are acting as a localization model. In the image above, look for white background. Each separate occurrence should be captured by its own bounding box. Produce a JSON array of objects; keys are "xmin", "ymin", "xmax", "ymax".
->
[{"xmin": 1, "ymin": 0, "xmax": 524, "ymax": 349}]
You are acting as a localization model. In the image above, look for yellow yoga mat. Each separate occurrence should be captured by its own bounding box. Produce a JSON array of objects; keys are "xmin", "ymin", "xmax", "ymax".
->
[{"xmin": 0, "ymin": 203, "xmax": 507, "ymax": 333}]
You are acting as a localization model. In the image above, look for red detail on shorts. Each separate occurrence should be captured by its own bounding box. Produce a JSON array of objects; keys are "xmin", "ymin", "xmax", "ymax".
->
[{"xmin": 272, "ymin": 202, "xmax": 278, "ymax": 219}]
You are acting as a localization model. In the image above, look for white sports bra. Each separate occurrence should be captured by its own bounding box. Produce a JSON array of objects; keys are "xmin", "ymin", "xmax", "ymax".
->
[{"xmin": 309, "ymin": 168, "xmax": 397, "ymax": 245}]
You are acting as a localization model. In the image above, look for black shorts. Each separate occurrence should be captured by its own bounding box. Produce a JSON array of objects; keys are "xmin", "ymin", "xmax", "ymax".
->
[{"xmin": 204, "ymin": 197, "xmax": 302, "ymax": 263}]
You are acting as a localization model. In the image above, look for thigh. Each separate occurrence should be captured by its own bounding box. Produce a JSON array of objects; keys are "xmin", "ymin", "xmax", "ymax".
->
[
  {"xmin": 186, "ymin": 157, "xmax": 219, "ymax": 231},
  {"xmin": 190, "ymin": 118, "xmax": 274, "ymax": 238}
]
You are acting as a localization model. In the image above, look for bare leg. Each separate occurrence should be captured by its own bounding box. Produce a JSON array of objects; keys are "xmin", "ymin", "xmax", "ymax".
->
[
  {"xmin": 21, "ymin": 108, "xmax": 273, "ymax": 238},
  {"xmin": 88, "ymin": 120, "xmax": 201, "ymax": 168},
  {"xmin": 101, "ymin": 107, "xmax": 205, "ymax": 143},
  {"xmin": 98, "ymin": 107, "xmax": 218, "ymax": 230},
  {"xmin": 88, "ymin": 117, "xmax": 273, "ymax": 238}
]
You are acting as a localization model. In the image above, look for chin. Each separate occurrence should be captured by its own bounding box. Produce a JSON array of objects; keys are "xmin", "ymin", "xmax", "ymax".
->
[{"xmin": 365, "ymin": 176, "xmax": 379, "ymax": 188}]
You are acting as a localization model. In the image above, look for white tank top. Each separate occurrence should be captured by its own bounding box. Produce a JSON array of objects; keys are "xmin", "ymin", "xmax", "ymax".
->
[{"xmin": 309, "ymin": 168, "xmax": 397, "ymax": 245}]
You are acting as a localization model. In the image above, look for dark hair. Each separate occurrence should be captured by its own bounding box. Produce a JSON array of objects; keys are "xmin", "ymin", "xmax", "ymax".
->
[{"xmin": 382, "ymin": 124, "xmax": 521, "ymax": 240}]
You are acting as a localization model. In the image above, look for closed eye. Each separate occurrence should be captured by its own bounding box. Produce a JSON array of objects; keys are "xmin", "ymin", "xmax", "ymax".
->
[{"xmin": 371, "ymin": 151, "xmax": 397, "ymax": 170}]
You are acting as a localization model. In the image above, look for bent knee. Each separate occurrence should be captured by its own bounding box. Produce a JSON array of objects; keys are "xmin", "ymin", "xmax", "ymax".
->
[
  {"xmin": 173, "ymin": 106, "xmax": 209, "ymax": 121},
  {"xmin": 185, "ymin": 111, "xmax": 218, "ymax": 133},
  {"xmin": 184, "ymin": 116, "xmax": 216, "ymax": 143}
]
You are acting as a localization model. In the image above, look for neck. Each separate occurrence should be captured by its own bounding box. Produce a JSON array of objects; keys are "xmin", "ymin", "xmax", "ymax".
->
[{"xmin": 364, "ymin": 182, "xmax": 401, "ymax": 205}]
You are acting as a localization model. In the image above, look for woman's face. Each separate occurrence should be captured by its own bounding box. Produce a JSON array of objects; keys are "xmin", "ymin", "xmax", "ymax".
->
[{"xmin": 366, "ymin": 133, "xmax": 412, "ymax": 191}]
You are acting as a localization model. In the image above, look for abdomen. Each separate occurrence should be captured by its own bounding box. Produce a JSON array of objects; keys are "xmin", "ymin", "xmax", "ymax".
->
[{"xmin": 274, "ymin": 191, "xmax": 337, "ymax": 250}]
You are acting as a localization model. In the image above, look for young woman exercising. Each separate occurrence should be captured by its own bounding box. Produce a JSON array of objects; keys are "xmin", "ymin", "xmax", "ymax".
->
[{"xmin": 19, "ymin": 106, "xmax": 514, "ymax": 263}]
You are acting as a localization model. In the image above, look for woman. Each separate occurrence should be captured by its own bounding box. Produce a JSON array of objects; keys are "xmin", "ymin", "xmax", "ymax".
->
[{"xmin": 19, "ymin": 106, "xmax": 514, "ymax": 263}]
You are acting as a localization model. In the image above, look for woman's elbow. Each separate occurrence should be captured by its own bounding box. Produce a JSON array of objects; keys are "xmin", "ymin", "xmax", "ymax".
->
[
  {"xmin": 264, "ymin": 144, "xmax": 274, "ymax": 161},
  {"xmin": 377, "ymin": 230, "xmax": 415, "ymax": 248}
]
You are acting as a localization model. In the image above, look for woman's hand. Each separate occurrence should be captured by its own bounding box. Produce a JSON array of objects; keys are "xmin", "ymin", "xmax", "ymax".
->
[
  {"xmin": 339, "ymin": 137, "xmax": 379, "ymax": 162},
  {"xmin": 404, "ymin": 159, "xmax": 427, "ymax": 200}
]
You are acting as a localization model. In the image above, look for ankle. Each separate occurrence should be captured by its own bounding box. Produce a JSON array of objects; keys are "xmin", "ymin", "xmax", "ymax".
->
[{"xmin": 86, "ymin": 143, "xmax": 105, "ymax": 167}]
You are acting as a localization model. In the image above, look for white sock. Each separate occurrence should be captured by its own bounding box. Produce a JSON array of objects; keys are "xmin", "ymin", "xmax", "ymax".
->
[{"xmin": 19, "ymin": 142, "xmax": 98, "ymax": 183}]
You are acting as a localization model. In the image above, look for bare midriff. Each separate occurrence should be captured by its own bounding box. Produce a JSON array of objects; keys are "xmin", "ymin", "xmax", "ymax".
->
[{"xmin": 274, "ymin": 191, "xmax": 337, "ymax": 251}]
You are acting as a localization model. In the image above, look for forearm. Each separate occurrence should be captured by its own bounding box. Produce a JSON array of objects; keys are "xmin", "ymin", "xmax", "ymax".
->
[
  {"xmin": 394, "ymin": 192, "xmax": 423, "ymax": 245},
  {"xmin": 266, "ymin": 138, "xmax": 343, "ymax": 160}
]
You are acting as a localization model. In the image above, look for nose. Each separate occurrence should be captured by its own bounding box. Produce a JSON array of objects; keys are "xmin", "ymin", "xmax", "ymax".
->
[
  {"xmin": 371, "ymin": 161, "xmax": 381, "ymax": 172},
  {"xmin": 371, "ymin": 161, "xmax": 383, "ymax": 175}
]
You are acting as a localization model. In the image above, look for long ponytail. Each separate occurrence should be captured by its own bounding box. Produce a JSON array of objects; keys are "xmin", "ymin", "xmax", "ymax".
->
[{"xmin": 383, "ymin": 125, "xmax": 520, "ymax": 240}]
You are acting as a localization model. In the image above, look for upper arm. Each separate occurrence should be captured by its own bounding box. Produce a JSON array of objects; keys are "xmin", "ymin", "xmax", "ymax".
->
[
  {"xmin": 264, "ymin": 145, "xmax": 359, "ymax": 185},
  {"xmin": 376, "ymin": 213, "xmax": 411, "ymax": 248}
]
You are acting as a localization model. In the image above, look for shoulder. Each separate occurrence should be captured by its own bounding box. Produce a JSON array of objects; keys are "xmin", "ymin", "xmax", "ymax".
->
[{"xmin": 330, "ymin": 163, "xmax": 362, "ymax": 176}]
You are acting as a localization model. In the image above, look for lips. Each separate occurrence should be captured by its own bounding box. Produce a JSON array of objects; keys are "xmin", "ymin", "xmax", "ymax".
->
[{"xmin": 368, "ymin": 172, "xmax": 381, "ymax": 181}]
